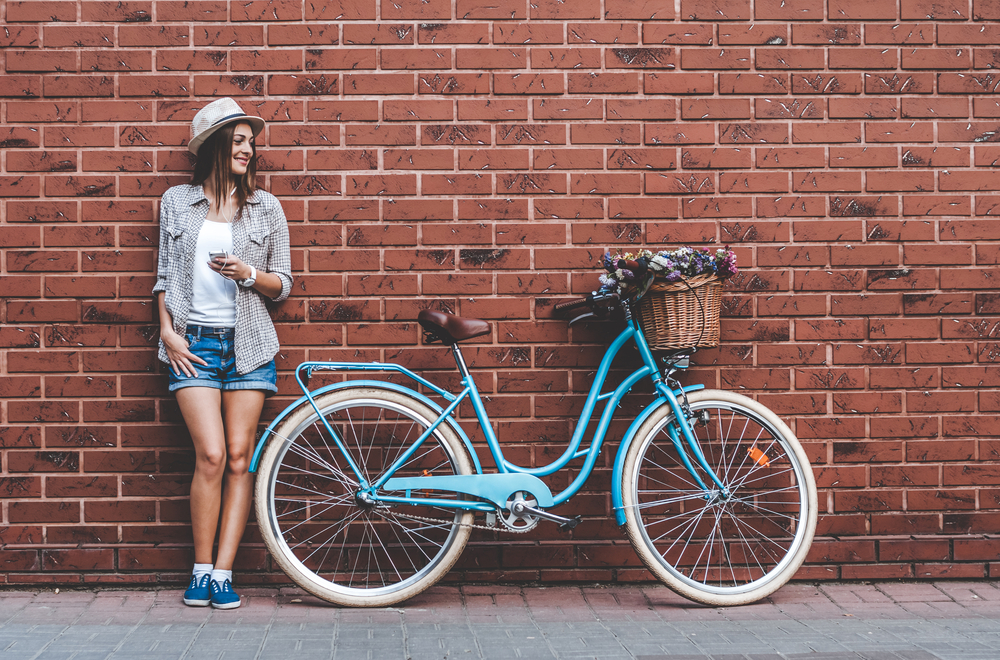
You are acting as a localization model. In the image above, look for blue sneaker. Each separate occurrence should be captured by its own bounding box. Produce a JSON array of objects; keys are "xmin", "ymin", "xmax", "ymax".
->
[
  {"xmin": 183, "ymin": 573, "xmax": 211, "ymax": 607},
  {"xmin": 210, "ymin": 578, "xmax": 241, "ymax": 610}
]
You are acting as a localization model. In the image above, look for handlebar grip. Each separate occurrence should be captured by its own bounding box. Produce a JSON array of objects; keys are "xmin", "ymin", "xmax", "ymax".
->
[
  {"xmin": 616, "ymin": 259, "xmax": 641, "ymax": 271},
  {"xmin": 555, "ymin": 297, "xmax": 590, "ymax": 312}
]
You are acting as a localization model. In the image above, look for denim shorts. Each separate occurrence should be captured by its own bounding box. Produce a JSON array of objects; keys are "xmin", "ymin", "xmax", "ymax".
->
[{"xmin": 168, "ymin": 325, "xmax": 277, "ymax": 394}]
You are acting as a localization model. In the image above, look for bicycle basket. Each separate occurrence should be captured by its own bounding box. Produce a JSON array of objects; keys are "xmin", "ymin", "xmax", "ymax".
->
[{"xmin": 635, "ymin": 273, "xmax": 723, "ymax": 350}]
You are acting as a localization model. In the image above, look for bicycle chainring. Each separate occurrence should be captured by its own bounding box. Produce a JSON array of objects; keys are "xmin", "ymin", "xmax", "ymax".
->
[{"xmin": 499, "ymin": 491, "xmax": 540, "ymax": 532}]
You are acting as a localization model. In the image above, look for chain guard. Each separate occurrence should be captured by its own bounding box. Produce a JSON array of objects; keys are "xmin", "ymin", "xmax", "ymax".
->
[{"xmin": 377, "ymin": 491, "xmax": 547, "ymax": 534}]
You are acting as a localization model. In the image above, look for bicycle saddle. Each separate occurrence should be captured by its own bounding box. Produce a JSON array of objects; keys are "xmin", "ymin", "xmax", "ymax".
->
[{"xmin": 417, "ymin": 310, "xmax": 490, "ymax": 345}]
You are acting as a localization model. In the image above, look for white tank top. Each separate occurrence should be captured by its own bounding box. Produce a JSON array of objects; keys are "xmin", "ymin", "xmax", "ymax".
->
[{"xmin": 187, "ymin": 219, "xmax": 237, "ymax": 327}]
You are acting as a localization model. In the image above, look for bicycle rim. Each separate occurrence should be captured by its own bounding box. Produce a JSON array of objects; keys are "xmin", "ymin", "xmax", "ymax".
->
[
  {"xmin": 623, "ymin": 390, "xmax": 817, "ymax": 605},
  {"xmin": 256, "ymin": 388, "xmax": 473, "ymax": 606}
]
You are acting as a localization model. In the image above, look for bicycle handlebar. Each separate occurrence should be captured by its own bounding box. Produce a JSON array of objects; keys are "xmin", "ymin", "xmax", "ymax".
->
[
  {"xmin": 554, "ymin": 297, "xmax": 590, "ymax": 311},
  {"xmin": 554, "ymin": 290, "xmax": 620, "ymax": 315}
]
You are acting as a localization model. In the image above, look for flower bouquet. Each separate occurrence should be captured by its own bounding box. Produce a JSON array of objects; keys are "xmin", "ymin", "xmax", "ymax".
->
[{"xmin": 599, "ymin": 246, "xmax": 738, "ymax": 351}]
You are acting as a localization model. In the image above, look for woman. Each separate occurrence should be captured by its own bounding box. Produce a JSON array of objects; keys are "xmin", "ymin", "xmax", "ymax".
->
[{"xmin": 154, "ymin": 98, "xmax": 292, "ymax": 610}]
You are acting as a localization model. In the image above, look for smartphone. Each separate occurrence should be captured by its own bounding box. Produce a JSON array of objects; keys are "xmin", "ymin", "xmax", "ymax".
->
[{"xmin": 208, "ymin": 249, "xmax": 228, "ymax": 263}]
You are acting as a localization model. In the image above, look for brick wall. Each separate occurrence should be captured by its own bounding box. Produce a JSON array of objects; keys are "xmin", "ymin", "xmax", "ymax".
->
[{"xmin": 1, "ymin": 0, "xmax": 999, "ymax": 586}]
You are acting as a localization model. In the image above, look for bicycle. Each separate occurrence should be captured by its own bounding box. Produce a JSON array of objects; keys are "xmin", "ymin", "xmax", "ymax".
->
[{"xmin": 249, "ymin": 278, "xmax": 818, "ymax": 608}]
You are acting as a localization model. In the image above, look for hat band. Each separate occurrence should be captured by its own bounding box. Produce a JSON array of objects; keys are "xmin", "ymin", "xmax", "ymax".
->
[{"xmin": 210, "ymin": 112, "xmax": 248, "ymax": 127}]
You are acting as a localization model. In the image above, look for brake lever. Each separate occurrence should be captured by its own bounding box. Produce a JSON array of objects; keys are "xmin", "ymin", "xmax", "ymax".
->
[{"xmin": 568, "ymin": 311, "xmax": 595, "ymax": 326}]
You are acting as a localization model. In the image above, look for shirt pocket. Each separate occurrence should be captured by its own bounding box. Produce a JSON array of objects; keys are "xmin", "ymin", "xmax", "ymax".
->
[
  {"xmin": 168, "ymin": 223, "xmax": 188, "ymax": 260},
  {"xmin": 243, "ymin": 227, "xmax": 270, "ymax": 268}
]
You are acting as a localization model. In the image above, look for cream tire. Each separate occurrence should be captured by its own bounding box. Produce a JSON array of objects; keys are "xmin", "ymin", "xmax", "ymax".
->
[
  {"xmin": 255, "ymin": 387, "xmax": 474, "ymax": 607},
  {"xmin": 622, "ymin": 390, "xmax": 817, "ymax": 606}
]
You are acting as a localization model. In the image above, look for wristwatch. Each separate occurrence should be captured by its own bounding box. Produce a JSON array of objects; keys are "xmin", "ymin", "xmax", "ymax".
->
[{"xmin": 240, "ymin": 266, "xmax": 257, "ymax": 288}]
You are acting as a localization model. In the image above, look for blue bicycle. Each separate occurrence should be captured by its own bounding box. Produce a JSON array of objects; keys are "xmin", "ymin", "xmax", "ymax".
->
[{"xmin": 250, "ymin": 287, "xmax": 817, "ymax": 607}]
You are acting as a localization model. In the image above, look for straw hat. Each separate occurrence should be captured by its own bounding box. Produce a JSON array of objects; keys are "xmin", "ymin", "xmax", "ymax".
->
[{"xmin": 188, "ymin": 98, "xmax": 265, "ymax": 155}]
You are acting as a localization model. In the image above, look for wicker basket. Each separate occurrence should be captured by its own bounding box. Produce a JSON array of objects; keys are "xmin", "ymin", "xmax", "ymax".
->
[{"xmin": 635, "ymin": 273, "xmax": 723, "ymax": 351}]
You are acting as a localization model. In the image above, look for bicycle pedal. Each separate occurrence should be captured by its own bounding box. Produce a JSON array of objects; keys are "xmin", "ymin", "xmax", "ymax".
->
[{"xmin": 558, "ymin": 516, "xmax": 582, "ymax": 531}]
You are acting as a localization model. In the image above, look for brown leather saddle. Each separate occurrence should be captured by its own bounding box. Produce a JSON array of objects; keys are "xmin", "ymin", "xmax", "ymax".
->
[{"xmin": 417, "ymin": 310, "xmax": 490, "ymax": 345}]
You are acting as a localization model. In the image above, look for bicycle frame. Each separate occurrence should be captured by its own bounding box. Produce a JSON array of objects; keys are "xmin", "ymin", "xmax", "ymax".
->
[{"xmin": 249, "ymin": 312, "xmax": 727, "ymax": 522}]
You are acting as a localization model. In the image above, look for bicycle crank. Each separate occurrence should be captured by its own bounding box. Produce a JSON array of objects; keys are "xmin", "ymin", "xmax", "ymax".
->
[{"xmin": 504, "ymin": 492, "xmax": 581, "ymax": 530}]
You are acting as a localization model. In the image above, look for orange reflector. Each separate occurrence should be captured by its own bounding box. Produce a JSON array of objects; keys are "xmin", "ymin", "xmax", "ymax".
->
[
  {"xmin": 422, "ymin": 469, "xmax": 431, "ymax": 476},
  {"xmin": 747, "ymin": 445, "xmax": 770, "ymax": 467}
]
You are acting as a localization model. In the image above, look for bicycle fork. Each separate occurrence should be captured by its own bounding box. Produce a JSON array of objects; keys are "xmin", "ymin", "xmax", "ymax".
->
[{"xmin": 662, "ymin": 386, "xmax": 729, "ymax": 500}]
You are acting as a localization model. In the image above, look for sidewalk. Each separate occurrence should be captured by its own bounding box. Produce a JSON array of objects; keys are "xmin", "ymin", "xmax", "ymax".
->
[{"xmin": 0, "ymin": 582, "xmax": 997, "ymax": 659}]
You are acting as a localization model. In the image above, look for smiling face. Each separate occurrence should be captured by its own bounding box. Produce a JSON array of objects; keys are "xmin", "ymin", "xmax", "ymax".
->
[{"xmin": 230, "ymin": 122, "xmax": 255, "ymax": 177}]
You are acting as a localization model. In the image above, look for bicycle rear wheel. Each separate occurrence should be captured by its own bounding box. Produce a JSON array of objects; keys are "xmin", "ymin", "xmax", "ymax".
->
[
  {"xmin": 254, "ymin": 387, "xmax": 474, "ymax": 607},
  {"xmin": 622, "ymin": 390, "xmax": 817, "ymax": 606}
]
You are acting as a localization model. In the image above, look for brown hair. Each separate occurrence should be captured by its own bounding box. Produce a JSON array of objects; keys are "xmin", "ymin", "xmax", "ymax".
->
[{"xmin": 190, "ymin": 121, "xmax": 257, "ymax": 219}]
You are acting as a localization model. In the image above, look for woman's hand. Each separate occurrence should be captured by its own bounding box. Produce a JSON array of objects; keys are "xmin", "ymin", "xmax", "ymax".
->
[
  {"xmin": 209, "ymin": 254, "xmax": 251, "ymax": 282},
  {"xmin": 162, "ymin": 327, "xmax": 208, "ymax": 377}
]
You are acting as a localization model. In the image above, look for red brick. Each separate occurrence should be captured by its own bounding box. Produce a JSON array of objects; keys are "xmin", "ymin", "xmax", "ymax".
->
[
  {"xmin": 830, "ymin": 0, "xmax": 898, "ymax": 19},
  {"xmin": 118, "ymin": 24, "xmax": 189, "ymax": 47},
  {"xmin": 0, "ymin": 23, "xmax": 38, "ymax": 47},
  {"xmin": 6, "ymin": 50, "xmax": 77, "ymax": 73},
  {"xmin": 902, "ymin": 0, "xmax": 970, "ymax": 19},
  {"xmin": 9, "ymin": 502, "xmax": 79, "ymax": 524},
  {"xmin": 830, "ymin": 97, "xmax": 899, "ymax": 119},
  {"xmin": 793, "ymin": 122, "xmax": 862, "ymax": 143},
  {"xmin": 6, "ymin": 1, "xmax": 78, "ymax": 22},
  {"xmin": 941, "ymin": 170, "xmax": 1000, "ymax": 191},
  {"xmin": 865, "ymin": 73, "xmax": 944, "ymax": 95},
  {"xmin": 791, "ymin": 72, "xmax": 863, "ymax": 94},
  {"xmin": 680, "ymin": 48, "xmax": 752, "ymax": 70},
  {"xmin": 903, "ymin": 47, "xmax": 972, "ymax": 69},
  {"xmin": 231, "ymin": 0, "xmax": 301, "ymax": 21},
  {"xmin": 0, "ymin": 76, "xmax": 42, "ymax": 98},
  {"xmin": 938, "ymin": 72, "xmax": 1000, "ymax": 94},
  {"xmin": 938, "ymin": 23, "xmax": 1000, "ymax": 44}
]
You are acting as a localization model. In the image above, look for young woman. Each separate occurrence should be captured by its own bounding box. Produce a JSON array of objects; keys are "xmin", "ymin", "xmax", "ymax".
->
[{"xmin": 154, "ymin": 98, "xmax": 292, "ymax": 609}]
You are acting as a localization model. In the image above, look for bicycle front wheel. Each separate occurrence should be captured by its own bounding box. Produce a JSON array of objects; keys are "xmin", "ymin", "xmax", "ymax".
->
[
  {"xmin": 622, "ymin": 390, "xmax": 817, "ymax": 606},
  {"xmin": 254, "ymin": 387, "xmax": 474, "ymax": 607}
]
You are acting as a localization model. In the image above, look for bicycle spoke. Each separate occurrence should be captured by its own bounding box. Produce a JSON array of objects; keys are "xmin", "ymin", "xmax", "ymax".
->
[
  {"xmin": 725, "ymin": 509, "xmax": 769, "ymax": 577},
  {"xmin": 299, "ymin": 508, "xmax": 365, "ymax": 558},
  {"xmin": 286, "ymin": 434, "xmax": 359, "ymax": 489},
  {"xmin": 632, "ymin": 491, "xmax": 707, "ymax": 511},
  {"xmin": 275, "ymin": 479, "xmax": 355, "ymax": 502},
  {"xmin": 305, "ymin": 421, "xmax": 357, "ymax": 483}
]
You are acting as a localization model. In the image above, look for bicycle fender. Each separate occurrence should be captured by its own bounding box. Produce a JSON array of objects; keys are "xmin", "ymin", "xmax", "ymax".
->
[
  {"xmin": 611, "ymin": 384, "xmax": 704, "ymax": 526},
  {"xmin": 248, "ymin": 380, "xmax": 483, "ymax": 474}
]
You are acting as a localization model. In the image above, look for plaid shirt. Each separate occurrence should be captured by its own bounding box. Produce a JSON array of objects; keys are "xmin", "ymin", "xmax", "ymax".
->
[{"xmin": 153, "ymin": 184, "xmax": 293, "ymax": 374}]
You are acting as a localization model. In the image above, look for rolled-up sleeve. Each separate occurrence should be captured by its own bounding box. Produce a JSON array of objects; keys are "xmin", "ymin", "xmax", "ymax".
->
[
  {"xmin": 152, "ymin": 196, "xmax": 170, "ymax": 295},
  {"xmin": 266, "ymin": 200, "xmax": 293, "ymax": 303}
]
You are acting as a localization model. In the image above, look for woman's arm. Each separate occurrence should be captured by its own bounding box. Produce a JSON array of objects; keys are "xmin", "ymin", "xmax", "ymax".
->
[
  {"xmin": 208, "ymin": 256, "xmax": 283, "ymax": 299},
  {"xmin": 152, "ymin": 195, "xmax": 171, "ymax": 296},
  {"xmin": 264, "ymin": 198, "xmax": 293, "ymax": 302},
  {"xmin": 157, "ymin": 291, "xmax": 207, "ymax": 377}
]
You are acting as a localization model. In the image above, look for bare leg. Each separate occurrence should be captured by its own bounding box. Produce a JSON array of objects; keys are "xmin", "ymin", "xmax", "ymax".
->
[
  {"xmin": 214, "ymin": 389, "xmax": 266, "ymax": 571},
  {"xmin": 175, "ymin": 387, "xmax": 226, "ymax": 566}
]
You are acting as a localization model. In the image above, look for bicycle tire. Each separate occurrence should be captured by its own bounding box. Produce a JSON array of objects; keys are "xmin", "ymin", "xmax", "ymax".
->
[
  {"xmin": 254, "ymin": 387, "xmax": 474, "ymax": 607},
  {"xmin": 621, "ymin": 389, "xmax": 817, "ymax": 606}
]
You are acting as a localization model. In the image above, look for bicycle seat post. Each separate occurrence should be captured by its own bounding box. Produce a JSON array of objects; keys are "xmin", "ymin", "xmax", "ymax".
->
[{"xmin": 450, "ymin": 343, "xmax": 473, "ymax": 384}]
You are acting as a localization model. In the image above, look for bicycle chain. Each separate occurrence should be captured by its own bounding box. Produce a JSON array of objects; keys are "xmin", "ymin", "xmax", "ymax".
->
[{"xmin": 382, "ymin": 508, "xmax": 535, "ymax": 534}]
